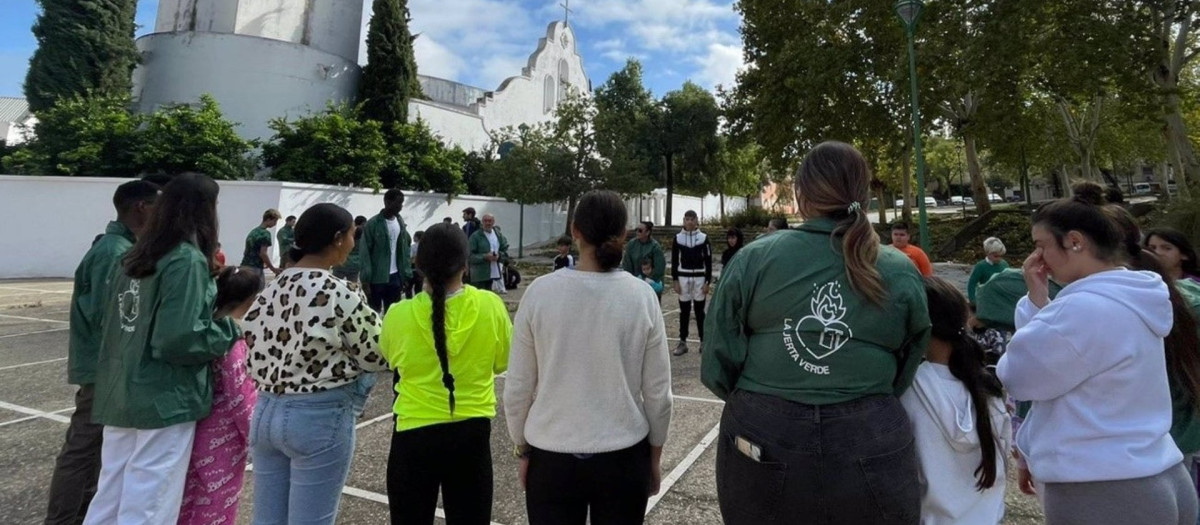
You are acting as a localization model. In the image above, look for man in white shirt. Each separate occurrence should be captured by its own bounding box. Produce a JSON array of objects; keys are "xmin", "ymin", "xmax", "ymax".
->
[{"xmin": 362, "ymin": 189, "xmax": 412, "ymax": 312}]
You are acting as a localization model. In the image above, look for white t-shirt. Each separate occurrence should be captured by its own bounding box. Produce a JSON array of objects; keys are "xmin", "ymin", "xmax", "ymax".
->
[
  {"xmin": 504, "ymin": 269, "xmax": 673, "ymax": 453},
  {"xmin": 486, "ymin": 230, "xmax": 501, "ymax": 279},
  {"xmin": 386, "ymin": 217, "xmax": 401, "ymax": 275}
]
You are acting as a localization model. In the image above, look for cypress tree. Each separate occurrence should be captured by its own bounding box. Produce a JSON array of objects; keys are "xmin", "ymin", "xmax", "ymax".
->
[
  {"xmin": 359, "ymin": 0, "xmax": 423, "ymax": 126},
  {"xmin": 24, "ymin": 0, "xmax": 140, "ymax": 113}
]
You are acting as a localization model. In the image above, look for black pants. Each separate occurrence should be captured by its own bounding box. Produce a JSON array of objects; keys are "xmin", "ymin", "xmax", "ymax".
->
[
  {"xmin": 716, "ymin": 391, "xmax": 919, "ymax": 525},
  {"xmin": 406, "ymin": 270, "xmax": 424, "ymax": 298},
  {"xmin": 526, "ymin": 439, "xmax": 652, "ymax": 525},
  {"xmin": 387, "ymin": 418, "xmax": 493, "ymax": 525},
  {"xmin": 369, "ymin": 272, "xmax": 405, "ymax": 313},
  {"xmin": 679, "ymin": 300, "xmax": 706, "ymax": 341},
  {"xmin": 44, "ymin": 384, "xmax": 103, "ymax": 525}
]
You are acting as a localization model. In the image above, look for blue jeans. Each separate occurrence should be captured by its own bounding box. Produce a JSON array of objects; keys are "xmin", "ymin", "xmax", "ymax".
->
[
  {"xmin": 352, "ymin": 373, "xmax": 377, "ymax": 418},
  {"xmin": 250, "ymin": 383, "xmax": 357, "ymax": 525}
]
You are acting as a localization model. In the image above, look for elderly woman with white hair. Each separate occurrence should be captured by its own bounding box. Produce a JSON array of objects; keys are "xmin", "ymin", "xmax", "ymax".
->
[{"xmin": 968, "ymin": 237, "xmax": 1010, "ymax": 303}]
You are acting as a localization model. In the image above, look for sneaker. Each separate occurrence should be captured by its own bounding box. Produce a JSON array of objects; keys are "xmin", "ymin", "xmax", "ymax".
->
[{"xmin": 672, "ymin": 341, "xmax": 689, "ymax": 356}]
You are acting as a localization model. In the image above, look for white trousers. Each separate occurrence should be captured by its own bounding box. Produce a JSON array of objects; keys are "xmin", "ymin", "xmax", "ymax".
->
[
  {"xmin": 678, "ymin": 276, "xmax": 708, "ymax": 302},
  {"xmin": 82, "ymin": 422, "xmax": 196, "ymax": 525}
]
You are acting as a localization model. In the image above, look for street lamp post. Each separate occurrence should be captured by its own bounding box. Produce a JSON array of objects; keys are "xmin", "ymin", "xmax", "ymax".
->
[{"xmin": 895, "ymin": 0, "xmax": 930, "ymax": 250}]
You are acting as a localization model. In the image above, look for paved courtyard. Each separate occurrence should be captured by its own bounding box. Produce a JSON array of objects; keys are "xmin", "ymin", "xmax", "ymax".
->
[{"xmin": 0, "ymin": 264, "xmax": 1043, "ymax": 524}]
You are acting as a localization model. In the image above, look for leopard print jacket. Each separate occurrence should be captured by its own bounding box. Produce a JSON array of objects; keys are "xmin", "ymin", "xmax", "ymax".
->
[{"xmin": 243, "ymin": 268, "xmax": 388, "ymax": 394}]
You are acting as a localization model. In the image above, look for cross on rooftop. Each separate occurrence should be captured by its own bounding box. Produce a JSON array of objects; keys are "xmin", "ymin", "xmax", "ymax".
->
[{"xmin": 560, "ymin": 0, "xmax": 573, "ymax": 25}]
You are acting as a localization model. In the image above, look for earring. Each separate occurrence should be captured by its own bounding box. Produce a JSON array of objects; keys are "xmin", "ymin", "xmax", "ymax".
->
[{"xmin": 1072, "ymin": 246, "xmax": 1081, "ymax": 252}]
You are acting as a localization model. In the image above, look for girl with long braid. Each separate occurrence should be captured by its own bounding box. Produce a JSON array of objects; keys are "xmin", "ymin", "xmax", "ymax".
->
[
  {"xmin": 901, "ymin": 276, "xmax": 1010, "ymax": 524},
  {"xmin": 381, "ymin": 223, "xmax": 512, "ymax": 525}
]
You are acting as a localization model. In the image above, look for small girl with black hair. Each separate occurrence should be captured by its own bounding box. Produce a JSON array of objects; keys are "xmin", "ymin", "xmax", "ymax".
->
[
  {"xmin": 381, "ymin": 223, "xmax": 512, "ymax": 524},
  {"xmin": 179, "ymin": 266, "xmax": 262, "ymax": 525},
  {"xmin": 901, "ymin": 276, "xmax": 1009, "ymax": 525}
]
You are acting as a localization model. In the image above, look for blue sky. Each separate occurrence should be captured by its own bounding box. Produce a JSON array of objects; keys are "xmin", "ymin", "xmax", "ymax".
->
[{"xmin": 0, "ymin": 0, "xmax": 744, "ymax": 99}]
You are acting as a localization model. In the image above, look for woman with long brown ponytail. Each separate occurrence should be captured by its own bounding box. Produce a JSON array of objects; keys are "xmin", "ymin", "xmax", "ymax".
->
[
  {"xmin": 702, "ymin": 141, "xmax": 930, "ymax": 524},
  {"xmin": 381, "ymin": 223, "xmax": 512, "ymax": 524}
]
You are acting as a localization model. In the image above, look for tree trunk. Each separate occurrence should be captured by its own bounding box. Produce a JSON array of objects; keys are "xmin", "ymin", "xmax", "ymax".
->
[
  {"xmin": 901, "ymin": 147, "xmax": 913, "ymax": 225},
  {"xmin": 875, "ymin": 185, "xmax": 888, "ymax": 224},
  {"xmin": 963, "ymin": 131, "xmax": 991, "ymax": 214},
  {"xmin": 719, "ymin": 192, "xmax": 726, "ymax": 221},
  {"xmin": 1158, "ymin": 160, "xmax": 1173, "ymax": 202},
  {"xmin": 665, "ymin": 154, "xmax": 675, "ymax": 227},
  {"xmin": 564, "ymin": 194, "xmax": 577, "ymax": 237},
  {"xmin": 1164, "ymin": 94, "xmax": 1198, "ymax": 194}
]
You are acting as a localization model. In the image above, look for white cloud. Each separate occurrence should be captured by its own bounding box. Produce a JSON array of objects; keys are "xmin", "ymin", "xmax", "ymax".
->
[
  {"xmin": 478, "ymin": 54, "xmax": 532, "ymax": 90},
  {"xmin": 413, "ymin": 35, "xmax": 469, "ymax": 80},
  {"xmin": 692, "ymin": 41, "xmax": 743, "ymax": 90}
]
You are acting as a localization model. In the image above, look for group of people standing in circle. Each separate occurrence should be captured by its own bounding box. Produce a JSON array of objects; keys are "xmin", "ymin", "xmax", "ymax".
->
[{"xmin": 42, "ymin": 138, "xmax": 1200, "ymax": 525}]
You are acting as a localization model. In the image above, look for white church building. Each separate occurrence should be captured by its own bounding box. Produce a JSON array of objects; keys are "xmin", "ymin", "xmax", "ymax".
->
[{"xmin": 131, "ymin": 0, "xmax": 590, "ymax": 152}]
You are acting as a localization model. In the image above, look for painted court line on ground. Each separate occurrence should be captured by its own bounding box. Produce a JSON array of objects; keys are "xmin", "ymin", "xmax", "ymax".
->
[
  {"xmin": 646, "ymin": 422, "xmax": 721, "ymax": 515},
  {"xmin": 0, "ymin": 327, "xmax": 69, "ymax": 340},
  {"xmin": 0, "ymin": 313, "xmax": 69, "ymax": 325},
  {"xmin": 0, "ymin": 357, "xmax": 67, "ymax": 371},
  {"xmin": 341, "ymin": 485, "xmax": 508, "ymax": 525},
  {"xmin": 0, "ymin": 406, "xmax": 74, "ymax": 428},
  {"xmin": 0, "ymin": 287, "xmax": 73, "ymax": 295},
  {"xmin": 0, "ymin": 400, "xmax": 72, "ymax": 424},
  {"xmin": 356, "ymin": 412, "xmax": 394, "ymax": 430},
  {"xmin": 674, "ymin": 394, "xmax": 725, "ymax": 405}
]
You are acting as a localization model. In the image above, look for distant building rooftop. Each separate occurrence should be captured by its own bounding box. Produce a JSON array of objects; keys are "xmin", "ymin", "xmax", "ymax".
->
[
  {"xmin": 418, "ymin": 76, "xmax": 487, "ymax": 110},
  {"xmin": 0, "ymin": 97, "xmax": 32, "ymax": 123}
]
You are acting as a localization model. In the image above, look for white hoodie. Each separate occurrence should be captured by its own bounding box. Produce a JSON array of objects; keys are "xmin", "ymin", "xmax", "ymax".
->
[
  {"xmin": 901, "ymin": 363, "xmax": 1011, "ymax": 525},
  {"xmin": 997, "ymin": 269, "xmax": 1180, "ymax": 483}
]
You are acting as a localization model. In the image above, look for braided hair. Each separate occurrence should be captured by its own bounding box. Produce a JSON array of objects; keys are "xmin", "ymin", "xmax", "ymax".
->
[{"xmin": 415, "ymin": 223, "xmax": 470, "ymax": 414}]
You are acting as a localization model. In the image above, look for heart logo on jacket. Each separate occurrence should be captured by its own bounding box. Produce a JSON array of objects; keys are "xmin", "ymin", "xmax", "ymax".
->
[{"xmin": 794, "ymin": 281, "xmax": 854, "ymax": 360}]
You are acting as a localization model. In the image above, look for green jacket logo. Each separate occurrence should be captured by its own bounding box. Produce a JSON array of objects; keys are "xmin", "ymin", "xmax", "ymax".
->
[
  {"xmin": 794, "ymin": 281, "xmax": 853, "ymax": 360},
  {"xmin": 118, "ymin": 280, "xmax": 140, "ymax": 333}
]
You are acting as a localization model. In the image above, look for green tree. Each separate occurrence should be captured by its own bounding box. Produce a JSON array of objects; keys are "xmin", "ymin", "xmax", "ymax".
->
[
  {"xmin": 594, "ymin": 59, "xmax": 659, "ymax": 196},
  {"xmin": 651, "ymin": 81, "xmax": 721, "ymax": 225},
  {"xmin": 1, "ymin": 93, "xmax": 140, "ymax": 176},
  {"xmin": 135, "ymin": 95, "xmax": 257, "ymax": 179},
  {"xmin": 24, "ymin": 0, "xmax": 139, "ymax": 113},
  {"xmin": 381, "ymin": 120, "xmax": 467, "ymax": 195},
  {"xmin": 713, "ymin": 138, "xmax": 767, "ymax": 218},
  {"xmin": 263, "ymin": 104, "xmax": 388, "ymax": 189},
  {"xmin": 359, "ymin": 0, "xmax": 423, "ymax": 125}
]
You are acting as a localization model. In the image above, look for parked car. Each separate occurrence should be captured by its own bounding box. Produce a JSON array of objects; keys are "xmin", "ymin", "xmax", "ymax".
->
[
  {"xmin": 988, "ymin": 193, "xmax": 1003, "ymax": 203},
  {"xmin": 894, "ymin": 199, "xmax": 905, "ymax": 208},
  {"xmin": 949, "ymin": 196, "xmax": 965, "ymax": 205},
  {"xmin": 1007, "ymin": 195, "xmax": 1023, "ymax": 202},
  {"xmin": 1133, "ymin": 182, "xmax": 1152, "ymax": 195},
  {"xmin": 924, "ymin": 197, "xmax": 938, "ymax": 208},
  {"xmin": 964, "ymin": 197, "xmax": 975, "ymax": 205}
]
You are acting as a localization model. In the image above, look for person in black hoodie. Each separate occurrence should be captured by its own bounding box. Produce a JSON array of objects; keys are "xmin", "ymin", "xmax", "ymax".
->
[
  {"xmin": 671, "ymin": 210, "xmax": 712, "ymax": 356},
  {"xmin": 721, "ymin": 227, "xmax": 744, "ymax": 270}
]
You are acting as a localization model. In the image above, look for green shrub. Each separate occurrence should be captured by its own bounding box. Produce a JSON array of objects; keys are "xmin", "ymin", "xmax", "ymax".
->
[
  {"xmin": 262, "ymin": 104, "xmax": 388, "ymax": 189},
  {"xmin": 1155, "ymin": 195, "xmax": 1200, "ymax": 243},
  {"xmin": 713, "ymin": 207, "xmax": 789, "ymax": 229}
]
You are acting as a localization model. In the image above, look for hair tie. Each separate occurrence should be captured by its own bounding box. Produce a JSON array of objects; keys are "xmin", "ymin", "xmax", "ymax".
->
[
  {"xmin": 233, "ymin": 267, "xmax": 240, "ymax": 275},
  {"xmin": 846, "ymin": 201, "xmax": 862, "ymax": 214}
]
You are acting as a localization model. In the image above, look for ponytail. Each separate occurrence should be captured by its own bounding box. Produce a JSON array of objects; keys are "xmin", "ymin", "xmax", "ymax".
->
[
  {"xmin": 948, "ymin": 334, "xmax": 1004, "ymax": 490},
  {"xmin": 430, "ymin": 279, "xmax": 456, "ymax": 414},
  {"xmin": 414, "ymin": 223, "xmax": 469, "ymax": 415},
  {"xmin": 924, "ymin": 276, "xmax": 1004, "ymax": 490},
  {"xmin": 834, "ymin": 208, "xmax": 885, "ymax": 305},
  {"xmin": 596, "ymin": 236, "xmax": 625, "ymax": 270}
]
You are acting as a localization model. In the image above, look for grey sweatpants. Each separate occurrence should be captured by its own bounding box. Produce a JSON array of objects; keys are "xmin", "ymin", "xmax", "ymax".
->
[{"xmin": 1044, "ymin": 462, "xmax": 1198, "ymax": 525}]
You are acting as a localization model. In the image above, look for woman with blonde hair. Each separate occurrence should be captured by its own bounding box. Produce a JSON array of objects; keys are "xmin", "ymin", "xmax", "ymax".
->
[{"xmin": 703, "ymin": 141, "xmax": 930, "ymax": 525}]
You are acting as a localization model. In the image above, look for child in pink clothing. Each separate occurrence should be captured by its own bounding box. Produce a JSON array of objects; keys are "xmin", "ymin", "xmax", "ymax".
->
[{"xmin": 179, "ymin": 266, "xmax": 262, "ymax": 525}]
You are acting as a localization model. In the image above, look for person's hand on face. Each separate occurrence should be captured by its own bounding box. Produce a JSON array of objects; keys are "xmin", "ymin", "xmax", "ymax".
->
[{"xmin": 1023, "ymin": 248, "xmax": 1051, "ymax": 308}]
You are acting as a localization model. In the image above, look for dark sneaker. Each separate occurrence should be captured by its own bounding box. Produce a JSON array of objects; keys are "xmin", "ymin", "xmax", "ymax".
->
[{"xmin": 673, "ymin": 341, "xmax": 689, "ymax": 356}]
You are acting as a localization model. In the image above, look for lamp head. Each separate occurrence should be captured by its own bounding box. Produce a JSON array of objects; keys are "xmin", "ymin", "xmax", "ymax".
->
[{"xmin": 894, "ymin": 0, "xmax": 925, "ymax": 29}]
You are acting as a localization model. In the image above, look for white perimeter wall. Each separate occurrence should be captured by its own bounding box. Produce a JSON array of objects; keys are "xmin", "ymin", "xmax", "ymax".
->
[{"xmin": 0, "ymin": 175, "xmax": 747, "ymax": 279}]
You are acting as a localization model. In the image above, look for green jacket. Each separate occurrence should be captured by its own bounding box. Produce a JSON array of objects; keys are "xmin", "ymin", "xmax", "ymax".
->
[
  {"xmin": 621, "ymin": 238, "xmax": 666, "ymax": 282},
  {"xmin": 1171, "ymin": 279, "xmax": 1200, "ymax": 453},
  {"xmin": 241, "ymin": 226, "xmax": 273, "ymax": 268},
  {"xmin": 967, "ymin": 258, "xmax": 1009, "ymax": 303},
  {"xmin": 277, "ymin": 225, "xmax": 295, "ymax": 261},
  {"xmin": 361, "ymin": 213, "xmax": 412, "ymax": 285},
  {"xmin": 468, "ymin": 228, "xmax": 510, "ymax": 283},
  {"xmin": 68, "ymin": 221, "xmax": 136, "ymax": 385},
  {"xmin": 701, "ymin": 217, "xmax": 931, "ymax": 405},
  {"xmin": 974, "ymin": 269, "xmax": 1063, "ymax": 332},
  {"xmin": 92, "ymin": 242, "xmax": 239, "ymax": 429}
]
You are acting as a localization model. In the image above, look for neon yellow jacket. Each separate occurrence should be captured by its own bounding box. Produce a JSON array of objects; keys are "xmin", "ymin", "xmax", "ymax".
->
[{"xmin": 381, "ymin": 285, "xmax": 512, "ymax": 431}]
